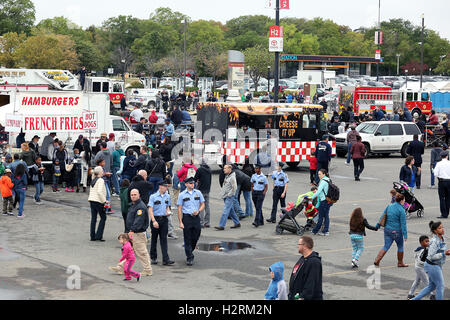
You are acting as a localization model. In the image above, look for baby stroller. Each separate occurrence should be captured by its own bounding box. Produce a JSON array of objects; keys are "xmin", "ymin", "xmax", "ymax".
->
[
  {"xmin": 393, "ymin": 182, "xmax": 424, "ymax": 218},
  {"xmin": 275, "ymin": 196, "xmax": 318, "ymax": 236}
]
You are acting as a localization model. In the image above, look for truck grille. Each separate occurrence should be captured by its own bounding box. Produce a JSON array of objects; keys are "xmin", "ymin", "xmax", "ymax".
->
[{"xmin": 335, "ymin": 138, "xmax": 346, "ymax": 143}]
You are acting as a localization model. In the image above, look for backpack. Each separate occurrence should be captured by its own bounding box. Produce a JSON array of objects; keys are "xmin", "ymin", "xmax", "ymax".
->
[
  {"xmin": 186, "ymin": 166, "xmax": 196, "ymax": 179},
  {"xmin": 323, "ymin": 179, "xmax": 340, "ymax": 203}
]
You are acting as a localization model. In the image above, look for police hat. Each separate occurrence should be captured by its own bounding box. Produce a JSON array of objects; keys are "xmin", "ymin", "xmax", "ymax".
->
[
  {"xmin": 254, "ymin": 164, "xmax": 262, "ymax": 169},
  {"xmin": 184, "ymin": 177, "xmax": 195, "ymax": 184},
  {"xmin": 441, "ymin": 150, "xmax": 449, "ymax": 158},
  {"xmin": 160, "ymin": 177, "xmax": 171, "ymax": 187}
]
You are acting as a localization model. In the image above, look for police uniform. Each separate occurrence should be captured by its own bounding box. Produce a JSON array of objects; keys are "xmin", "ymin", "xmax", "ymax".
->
[
  {"xmin": 251, "ymin": 171, "xmax": 269, "ymax": 227},
  {"xmin": 177, "ymin": 178, "xmax": 205, "ymax": 265},
  {"xmin": 148, "ymin": 190, "xmax": 172, "ymax": 264},
  {"xmin": 269, "ymin": 170, "xmax": 289, "ymax": 222},
  {"xmin": 126, "ymin": 198, "xmax": 152, "ymax": 275}
]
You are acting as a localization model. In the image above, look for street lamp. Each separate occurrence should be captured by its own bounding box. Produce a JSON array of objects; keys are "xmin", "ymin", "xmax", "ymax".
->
[
  {"xmin": 440, "ymin": 55, "xmax": 447, "ymax": 76},
  {"xmin": 405, "ymin": 69, "xmax": 408, "ymax": 89},
  {"xmin": 396, "ymin": 54, "xmax": 401, "ymax": 76},
  {"xmin": 182, "ymin": 18, "xmax": 187, "ymax": 93},
  {"xmin": 420, "ymin": 13, "xmax": 424, "ymax": 89},
  {"xmin": 267, "ymin": 66, "xmax": 271, "ymax": 93},
  {"xmin": 121, "ymin": 59, "xmax": 126, "ymax": 82}
]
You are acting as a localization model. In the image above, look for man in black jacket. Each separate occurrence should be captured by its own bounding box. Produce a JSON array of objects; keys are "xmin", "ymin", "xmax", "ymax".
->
[
  {"xmin": 194, "ymin": 160, "xmax": 212, "ymax": 227},
  {"xmin": 170, "ymin": 105, "xmax": 183, "ymax": 127},
  {"xmin": 232, "ymin": 164, "xmax": 251, "ymax": 219},
  {"xmin": 134, "ymin": 146, "xmax": 150, "ymax": 172},
  {"xmin": 145, "ymin": 149, "xmax": 167, "ymax": 194},
  {"xmin": 289, "ymin": 236, "xmax": 323, "ymax": 300},
  {"xmin": 407, "ymin": 134, "xmax": 425, "ymax": 189},
  {"xmin": 128, "ymin": 170, "xmax": 153, "ymax": 205}
]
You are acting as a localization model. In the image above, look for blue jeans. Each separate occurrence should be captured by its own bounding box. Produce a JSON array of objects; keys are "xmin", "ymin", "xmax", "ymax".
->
[
  {"xmin": 312, "ymin": 201, "xmax": 332, "ymax": 234},
  {"xmin": 172, "ymin": 175, "xmax": 180, "ymax": 190},
  {"xmin": 149, "ymin": 177, "xmax": 163, "ymax": 195},
  {"xmin": 243, "ymin": 190, "xmax": 253, "ymax": 217},
  {"xmin": 180, "ymin": 181, "xmax": 186, "ymax": 193},
  {"xmin": 168, "ymin": 162, "xmax": 174, "ymax": 177},
  {"xmin": 111, "ymin": 167, "xmax": 120, "ymax": 194},
  {"xmin": 34, "ymin": 182, "xmax": 44, "ymax": 202},
  {"xmin": 346, "ymin": 143, "xmax": 352, "ymax": 164},
  {"xmin": 412, "ymin": 263, "xmax": 445, "ymax": 300},
  {"xmin": 219, "ymin": 197, "xmax": 240, "ymax": 227},
  {"xmin": 431, "ymin": 164, "xmax": 436, "ymax": 186},
  {"xmin": 382, "ymin": 228, "xmax": 404, "ymax": 252},
  {"xmin": 233, "ymin": 185, "xmax": 244, "ymax": 217},
  {"xmin": 16, "ymin": 189, "xmax": 26, "ymax": 216},
  {"xmin": 52, "ymin": 175, "xmax": 61, "ymax": 189}
]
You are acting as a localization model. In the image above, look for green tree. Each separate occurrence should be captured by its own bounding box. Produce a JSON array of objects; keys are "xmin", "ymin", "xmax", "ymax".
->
[
  {"xmin": 244, "ymin": 45, "xmax": 274, "ymax": 91},
  {"xmin": 0, "ymin": 32, "xmax": 26, "ymax": 67},
  {"xmin": 283, "ymin": 24, "xmax": 319, "ymax": 54},
  {"xmin": 0, "ymin": 0, "xmax": 35, "ymax": 35},
  {"xmin": 225, "ymin": 15, "xmax": 273, "ymax": 38},
  {"xmin": 435, "ymin": 54, "xmax": 450, "ymax": 75},
  {"xmin": 15, "ymin": 33, "xmax": 79, "ymax": 69}
]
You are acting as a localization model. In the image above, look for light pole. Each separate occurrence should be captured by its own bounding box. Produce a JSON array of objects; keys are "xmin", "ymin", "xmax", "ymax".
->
[
  {"xmin": 420, "ymin": 13, "xmax": 424, "ymax": 90},
  {"xmin": 396, "ymin": 54, "xmax": 401, "ymax": 76},
  {"xmin": 267, "ymin": 66, "xmax": 271, "ymax": 93},
  {"xmin": 274, "ymin": 0, "xmax": 280, "ymax": 102},
  {"xmin": 183, "ymin": 18, "xmax": 187, "ymax": 93},
  {"xmin": 440, "ymin": 55, "xmax": 447, "ymax": 76},
  {"xmin": 376, "ymin": 0, "xmax": 381, "ymax": 81},
  {"xmin": 405, "ymin": 69, "xmax": 408, "ymax": 89}
]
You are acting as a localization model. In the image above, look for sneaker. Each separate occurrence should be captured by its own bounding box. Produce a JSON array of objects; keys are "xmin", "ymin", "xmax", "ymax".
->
[
  {"xmin": 319, "ymin": 232, "xmax": 329, "ymax": 236},
  {"xmin": 7, "ymin": 212, "xmax": 14, "ymax": 216},
  {"xmin": 345, "ymin": 161, "xmax": 350, "ymax": 166},
  {"xmin": 65, "ymin": 188, "xmax": 69, "ymax": 192},
  {"xmin": 407, "ymin": 294, "xmax": 415, "ymax": 300},
  {"xmin": 430, "ymin": 294, "xmax": 436, "ymax": 300},
  {"xmin": 35, "ymin": 200, "xmax": 43, "ymax": 205},
  {"xmin": 69, "ymin": 188, "xmax": 75, "ymax": 192},
  {"xmin": 2, "ymin": 212, "xmax": 7, "ymax": 216},
  {"xmin": 140, "ymin": 270, "xmax": 153, "ymax": 276},
  {"xmin": 352, "ymin": 259, "xmax": 359, "ymax": 268},
  {"xmin": 108, "ymin": 266, "xmax": 124, "ymax": 275},
  {"xmin": 17, "ymin": 214, "xmax": 25, "ymax": 219},
  {"xmin": 429, "ymin": 185, "xmax": 436, "ymax": 189},
  {"xmin": 168, "ymin": 234, "xmax": 178, "ymax": 239}
]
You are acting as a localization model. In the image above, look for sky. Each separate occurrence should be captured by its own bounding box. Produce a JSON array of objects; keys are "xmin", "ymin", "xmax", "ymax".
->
[{"xmin": 32, "ymin": 0, "xmax": 450, "ymax": 40}]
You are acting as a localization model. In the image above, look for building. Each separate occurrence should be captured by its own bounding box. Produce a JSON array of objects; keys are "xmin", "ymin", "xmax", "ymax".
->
[{"xmin": 280, "ymin": 54, "xmax": 380, "ymax": 78}]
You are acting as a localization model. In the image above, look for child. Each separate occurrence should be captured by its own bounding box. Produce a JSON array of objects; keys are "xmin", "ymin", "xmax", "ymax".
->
[
  {"xmin": 408, "ymin": 235, "xmax": 435, "ymax": 300},
  {"xmin": 308, "ymin": 154, "xmax": 317, "ymax": 186},
  {"xmin": 120, "ymin": 179, "xmax": 130, "ymax": 233},
  {"xmin": 52, "ymin": 159, "xmax": 62, "ymax": 193},
  {"xmin": 264, "ymin": 261, "xmax": 287, "ymax": 300},
  {"xmin": 118, "ymin": 233, "xmax": 140, "ymax": 282},
  {"xmin": 349, "ymin": 207, "xmax": 378, "ymax": 268},
  {"xmin": 1, "ymin": 169, "xmax": 14, "ymax": 216},
  {"xmin": 30, "ymin": 156, "xmax": 45, "ymax": 204}
]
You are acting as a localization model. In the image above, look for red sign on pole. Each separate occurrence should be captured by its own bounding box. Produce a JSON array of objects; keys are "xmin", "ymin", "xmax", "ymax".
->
[
  {"xmin": 280, "ymin": 0, "xmax": 290, "ymax": 9},
  {"xmin": 269, "ymin": 26, "xmax": 284, "ymax": 38}
]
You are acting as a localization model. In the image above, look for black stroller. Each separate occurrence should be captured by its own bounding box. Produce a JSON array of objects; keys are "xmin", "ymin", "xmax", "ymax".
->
[
  {"xmin": 393, "ymin": 182, "xmax": 424, "ymax": 218},
  {"xmin": 275, "ymin": 196, "xmax": 318, "ymax": 236}
]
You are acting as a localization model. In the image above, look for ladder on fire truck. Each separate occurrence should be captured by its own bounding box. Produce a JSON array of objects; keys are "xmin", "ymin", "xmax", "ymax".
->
[{"xmin": 0, "ymin": 69, "xmax": 80, "ymax": 91}]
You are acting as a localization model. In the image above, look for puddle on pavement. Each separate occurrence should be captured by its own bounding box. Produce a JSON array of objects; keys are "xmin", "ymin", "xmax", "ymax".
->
[{"xmin": 197, "ymin": 242, "xmax": 253, "ymax": 252}]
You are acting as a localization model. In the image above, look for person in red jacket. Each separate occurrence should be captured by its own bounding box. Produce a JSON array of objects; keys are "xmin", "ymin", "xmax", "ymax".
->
[
  {"xmin": 177, "ymin": 159, "xmax": 197, "ymax": 192},
  {"xmin": 308, "ymin": 153, "xmax": 317, "ymax": 186},
  {"xmin": 1, "ymin": 169, "xmax": 14, "ymax": 216},
  {"xmin": 148, "ymin": 110, "xmax": 158, "ymax": 124},
  {"xmin": 118, "ymin": 233, "xmax": 140, "ymax": 282},
  {"xmin": 350, "ymin": 136, "xmax": 366, "ymax": 181}
]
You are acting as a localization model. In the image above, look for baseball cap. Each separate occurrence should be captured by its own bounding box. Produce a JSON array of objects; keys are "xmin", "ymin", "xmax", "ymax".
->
[
  {"xmin": 184, "ymin": 177, "xmax": 195, "ymax": 184},
  {"xmin": 441, "ymin": 150, "xmax": 449, "ymax": 158},
  {"xmin": 109, "ymin": 133, "xmax": 115, "ymax": 139},
  {"xmin": 5, "ymin": 169, "xmax": 11, "ymax": 173},
  {"xmin": 101, "ymin": 132, "xmax": 107, "ymax": 137}
]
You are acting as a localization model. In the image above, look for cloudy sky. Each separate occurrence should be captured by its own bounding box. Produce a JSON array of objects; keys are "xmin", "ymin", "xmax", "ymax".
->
[{"xmin": 33, "ymin": 0, "xmax": 450, "ymax": 40}]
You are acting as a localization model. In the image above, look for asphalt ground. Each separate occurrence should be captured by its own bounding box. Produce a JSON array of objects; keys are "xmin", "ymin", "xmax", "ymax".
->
[{"xmin": 0, "ymin": 148, "xmax": 448, "ymax": 300}]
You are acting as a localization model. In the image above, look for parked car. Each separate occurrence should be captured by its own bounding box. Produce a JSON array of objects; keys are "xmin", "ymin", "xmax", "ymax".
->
[{"xmin": 333, "ymin": 121, "xmax": 422, "ymax": 158}]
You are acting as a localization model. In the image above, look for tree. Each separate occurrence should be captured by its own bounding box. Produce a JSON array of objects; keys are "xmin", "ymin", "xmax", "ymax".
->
[
  {"xmin": 435, "ymin": 54, "xmax": 450, "ymax": 75},
  {"xmin": 283, "ymin": 24, "xmax": 319, "ymax": 54},
  {"xmin": 0, "ymin": 0, "xmax": 35, "ymax": 35},
  {"xmin": 0, "ymin": 32, "xmax": 26, "ymax": 67},
  {"xmin": 244, "ymin": 45, "xmax": 274, "ymax": 91},
  {"xmin": 195, "ymin": 44, "xmax": 227, "ymax": 89},
  {"xmin": 15, "ymin": 33, "xmax": 79, "ymax": 69},
  {"xmin": 400, "ymin": 60, "xmax": 428, "ymax": 75}
]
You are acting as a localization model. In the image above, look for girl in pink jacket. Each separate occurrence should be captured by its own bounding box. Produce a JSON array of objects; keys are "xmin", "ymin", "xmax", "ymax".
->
[{"xmin": 118, "ymin": 234, "xmax": 140, "ymax": 281}]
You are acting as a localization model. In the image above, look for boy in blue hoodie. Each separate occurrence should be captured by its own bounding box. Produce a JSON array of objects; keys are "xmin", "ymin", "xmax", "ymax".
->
[{"xmin": 264, "ymin": 261, "xmax": 287, "ymax": 300}]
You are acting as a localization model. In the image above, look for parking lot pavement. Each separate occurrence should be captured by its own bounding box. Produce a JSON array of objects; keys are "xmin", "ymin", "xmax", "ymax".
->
[{"xmin": 0, "ymin": 151, "xmax": 448, "ymax": 300}]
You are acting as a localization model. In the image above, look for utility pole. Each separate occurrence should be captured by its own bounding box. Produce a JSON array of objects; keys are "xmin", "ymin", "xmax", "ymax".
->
[
  {"xmin": 420, "ymin": 14, "xmax": 424, "ymax": 90},
  {"xmin": 184, "ymin": 18, "xmax": 187, "ymax": 93},
  {"xmin": 376, "ymin": 0, "xmax": 381, "ymax": 81},
  {"xmin": 396, "ymin": 54, "xmax": 401, "ymax": 76},
  {"xmin": 274, "ymin": 0, "xmax": 280, "ymax": 103},
  {"xmin": 267, "ymin": 66, "xmax": 271, "ymax": 93}
]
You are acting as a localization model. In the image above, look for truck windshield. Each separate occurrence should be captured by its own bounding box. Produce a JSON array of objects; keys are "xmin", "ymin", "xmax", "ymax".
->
[{"xmin": 356, "ymin": 123, "xmax": 378, "ymax": 134}]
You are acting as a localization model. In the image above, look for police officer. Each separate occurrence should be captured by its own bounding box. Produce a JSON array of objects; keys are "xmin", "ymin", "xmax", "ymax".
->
[
  {"xmin": 148, "ymin": 180, "xmax": 175, "ymax": 266},
  {"xmin": 126, "ymin": 189, "xmax": 153, "ymax": 276},
  {"xmin": 177, "ymin": 177, "xmax": 205, "ymax": 266},
  {"xmin": 251, "ymin": 165, "xmax": 268, "ymax": 227},
  {"xmin": 435, "ymin": 150, "xmax": 450, "ymax": 219},
  {"xmin": 268, "ymin": 163, "xmax": 289, "ymax": 223}
]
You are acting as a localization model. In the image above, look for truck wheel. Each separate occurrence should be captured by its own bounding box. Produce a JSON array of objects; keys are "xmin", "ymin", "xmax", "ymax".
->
[
  {"xmin": 127, "ymin": 146, "xmax": 140, "ymax": 158},
  {"xmin": 363, "ymin": 143, "xmax": 371, "ymax": 158},
  {"xmin": 411, "ymin": 108, "xmax": 421, "ymax": 119},
  {"xmin": 147, "ymin": 101, "xmax": 156, "ymax": 108},
  {"xmin": 401, "ymin": 143, "xmax": 409, "ymax": 158},
  {"xmin": 287, "ymin": 162, "xmax": 299, "ymax": 168}
]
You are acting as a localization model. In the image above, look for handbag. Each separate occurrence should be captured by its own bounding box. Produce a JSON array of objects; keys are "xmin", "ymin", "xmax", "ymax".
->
[{"xmin": 65, "ymin": 163, "xmax": 74, "ymax": 172}]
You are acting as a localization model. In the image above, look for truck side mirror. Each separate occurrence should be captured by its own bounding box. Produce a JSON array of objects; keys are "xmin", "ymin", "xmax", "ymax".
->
[{"xmin": 374, "ymin": 132, "xmax": 381, "ymax": 136}]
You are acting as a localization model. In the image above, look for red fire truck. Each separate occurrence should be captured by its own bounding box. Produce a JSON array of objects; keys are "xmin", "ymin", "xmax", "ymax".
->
[{"xmin": 339, "ymin": 86, "xmax": 432, "ymax": 117}]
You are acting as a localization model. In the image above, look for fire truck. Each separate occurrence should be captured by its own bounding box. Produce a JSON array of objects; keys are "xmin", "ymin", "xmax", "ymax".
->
[
  {"xmin": 0, "ymin": 69, "xmax": 125, "ymax": 109},
  {"xmin": 338, "ymin": 86, "xmax": 432, "ymax": 118},
  {"xmin": 195, "ymin": 102, "xmax": 335, "ymax": 168}
]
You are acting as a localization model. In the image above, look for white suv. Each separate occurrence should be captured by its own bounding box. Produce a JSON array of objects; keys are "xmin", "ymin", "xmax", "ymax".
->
[{"xmin": 334, "ymin": 121, "xmax": 422, "ymax": 158}]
